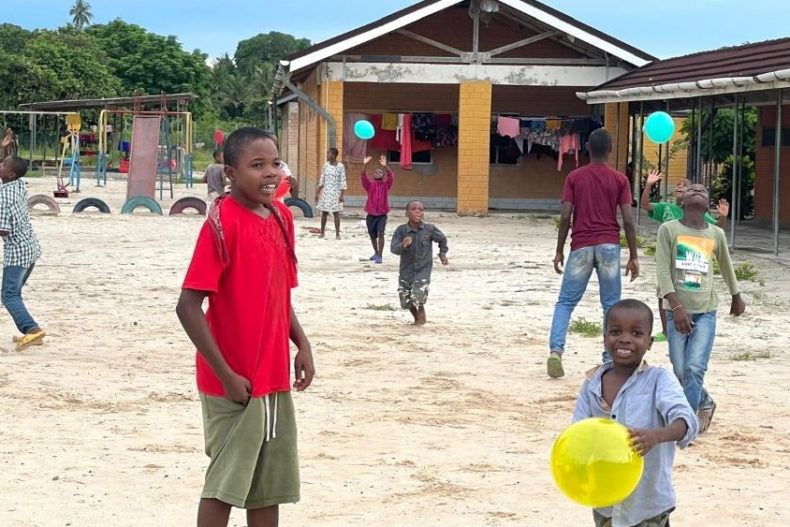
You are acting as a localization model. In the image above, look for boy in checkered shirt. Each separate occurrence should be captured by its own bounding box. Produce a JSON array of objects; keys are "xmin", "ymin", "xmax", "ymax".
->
[{"xmin": 0, "ymin": 156, "xmax": 45, "ymax": 350}]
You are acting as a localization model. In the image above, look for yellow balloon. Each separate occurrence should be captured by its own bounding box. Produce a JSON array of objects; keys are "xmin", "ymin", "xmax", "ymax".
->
[{"xmin": 551, "ymin": 418, "xmax": 644, "ymax": 508}]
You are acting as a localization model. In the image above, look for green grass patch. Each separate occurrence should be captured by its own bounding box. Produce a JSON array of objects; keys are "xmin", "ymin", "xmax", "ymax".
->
[
  {"xmin": 730, "ymin": 350, "xmax": 772, "ymax": 361},
  {"xmin": 364, "ymin": 303, "xmax": 398, "ymax": 312},
  {"xmin": 569, "ymin": 318, "xmax": 602, "ymax": 338},
  {"xmin": 620, "ymin": 232, "xmax": 647, "ymax": 249}
]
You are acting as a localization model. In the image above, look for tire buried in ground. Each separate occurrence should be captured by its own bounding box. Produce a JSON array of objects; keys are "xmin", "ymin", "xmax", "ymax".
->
[
  {"xmin": 169, "ymin": 196, "xmax": 207, "ymax": 216},
  {"xmin": 73, "ymin": 198, "xmax": 111, "ymax": 214},
  {"xmin": 121, "ymin": 196, "xmax": 163, "ymax": 215}
]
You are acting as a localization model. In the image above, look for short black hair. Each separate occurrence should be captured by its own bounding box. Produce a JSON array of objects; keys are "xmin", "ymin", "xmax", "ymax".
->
[
  {"xmin": 605, "ymin": 299, "xmax": 653, "ymax": 333},
  {"xmin": 5, "ymin": 156, "xmax": 27, "ymax": 178},
  {"xmin": 588, "ymin": 129, "xmax": 612, "ymax": 158},
  {"xmin": 223, "ymin": 127, "xmax": 278, "ymax": 168},
  {"xmin": 405, "ymin": 199, "xmax": 423, "ymax": 210},
  {"xmin": 213, "ymin": 149, "xmax": 223, "ymax": 161},
  {"xmin": 328, "ymin": 147, "xmax": 339, "ymax": 157}
]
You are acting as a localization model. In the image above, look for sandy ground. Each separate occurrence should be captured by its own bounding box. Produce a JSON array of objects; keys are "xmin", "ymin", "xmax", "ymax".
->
[{"xmin": 0, "ymin": 177, "xmax": 789, "ymax": 526}]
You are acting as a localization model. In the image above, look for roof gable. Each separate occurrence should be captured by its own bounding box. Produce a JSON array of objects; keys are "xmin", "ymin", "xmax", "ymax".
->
[{"xmin": 285, "ymin": 0, "xmax": 654, "ymax": 73}]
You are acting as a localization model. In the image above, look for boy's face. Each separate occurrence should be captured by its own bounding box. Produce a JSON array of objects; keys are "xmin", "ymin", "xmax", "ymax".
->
[
  {"xmin": 682, "ymin": 184, "xmax": 709, "ymax": 210},
  {"xmin": 326, "ymin": 149, "xmax": 337, "ymax": 162},
  {"xmin": 605, "ymin": 307, "xmax": 652, "ymax": 368},
  {"xmin": 406, "ymin": 201, "xmax": 424, "ymax": 224},
  {"xmin": 226, "ymin": 138, "xmax": 282, "ymax": 206},
  {"xmin": 373, "ymin": 168, "xmax": 385, "ymax": 180},
  {"xmin": 215, "ymin": 153, "xmax": 224, "ymax": 164},
  {"xmin": 674, "ymin": 179, "xmax": 690, "ymax": 200}
]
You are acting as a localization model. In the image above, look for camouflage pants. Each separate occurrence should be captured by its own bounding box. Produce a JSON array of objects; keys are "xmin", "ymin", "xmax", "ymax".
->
[
  {"xmin": 398, "ymin": 279, "xmax": 430, "ymax": 309},
  {"xmin": 593, "ymin": 510, "xmax": 671, "ymax": 527}
]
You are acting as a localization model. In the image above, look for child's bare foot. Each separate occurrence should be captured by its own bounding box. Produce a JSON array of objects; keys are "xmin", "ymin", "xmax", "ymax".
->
[
  {"xmin": 336, "ymin": 234, "xmax": 341, "ymax": 240},
  {"xmin": 318, "ymin": 233, "xmax": 325, "ymax": 239}
]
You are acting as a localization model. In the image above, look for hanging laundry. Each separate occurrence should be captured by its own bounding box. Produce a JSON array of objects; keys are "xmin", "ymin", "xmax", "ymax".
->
[
  {"xmin": 546, "ymin": 120, "xmax": 561, "ymax": 131},
  {"xmin": 369, "ymin": 114, "xmax": 432, "ymax": 153},
  {"xmin": 560, "ymin": 120, "xmax": 575, "ymax": 136},
  {"xmin": 557, "ymin": 133, "xmax": 580, "ymax": 171},
  {"xmin": 434, "ymin": 114, "xmax": 457, "ymax": 148},
  {"xmin": 382, "ymin": 113, "xmax": 399, "ymax": 131},
  {"xmin": 400, "ymin": 114, "xmax": 413, "ymax": 170},
  {"xmin": 497, "ymin": 116, "xmax": 520, "ymax": 138},
  {"xmin": 343, "ymin": 113, "xmax": 369, "ymax": 164},
  {"xmin": 412, "ymin": 113, "xmax": 437, "ymax": 142},
  {"xmin": 396, "ymin": 114, "xmax": 405, "ymax": 142}
]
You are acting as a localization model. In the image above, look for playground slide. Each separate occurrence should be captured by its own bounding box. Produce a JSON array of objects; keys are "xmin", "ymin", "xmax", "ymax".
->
[{"xmin": 126, "ymin": 116, "xmax": 161, "ymax": 200}]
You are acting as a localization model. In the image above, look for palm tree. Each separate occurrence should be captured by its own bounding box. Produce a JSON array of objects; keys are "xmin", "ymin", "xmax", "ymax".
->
[
  {"xmin": 70, "ymin": 0, "xmax": 93, "ymax": 30},
  {"xmin": 218, "ymin": 72, "xmax": 253, "ymax": 118}
]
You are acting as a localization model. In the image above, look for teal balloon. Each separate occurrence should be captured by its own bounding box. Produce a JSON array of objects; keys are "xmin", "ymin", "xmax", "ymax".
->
[
  {"xmin": 644, "ymin": 112, "xmax": 675, "ymax": 144},
  {"xmin": 354, "ymin": 119, "xmax": 375, "ymax": 140}
]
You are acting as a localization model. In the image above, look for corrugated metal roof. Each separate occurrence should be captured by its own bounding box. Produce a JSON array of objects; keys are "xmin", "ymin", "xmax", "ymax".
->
[
  {"xmin": 19, "ymin": 93, "xmax": 198, "ymax": 112},
  {"xmin": 593, "ymin": 37, "xmax": 790, "ymax": 91}
]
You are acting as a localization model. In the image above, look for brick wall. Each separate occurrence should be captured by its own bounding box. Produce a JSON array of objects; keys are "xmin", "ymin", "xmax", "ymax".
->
[
  {"xmin": 457, "ymin": 81, "xmax": 492, "ymax": 214},
  {"xmin": 604, "ymin": 103, "xmax": 629, "ymax": 174},
  {"xmin": 639, "ymin": 116, "xmax": 689, "ymax": 189},
  {"xmin": 323, "ymin": 81, "xmax": 344, "ymax": 162},
  {"xmin": 283, "ymin": 102, "xmax": 299, "ymax": 177},
  {"xmin": 755, "ymin": 105, "xmax": 790, "ymax": 224}
]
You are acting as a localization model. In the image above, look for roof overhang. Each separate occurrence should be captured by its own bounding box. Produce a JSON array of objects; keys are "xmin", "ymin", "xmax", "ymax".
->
[
  {"xmin": 285, "ymin": 0, "xmax": 651, "ymax": 75},
  {"xmin": 579, "ymin": 68, "xmax": 790, "ymax": 104}
]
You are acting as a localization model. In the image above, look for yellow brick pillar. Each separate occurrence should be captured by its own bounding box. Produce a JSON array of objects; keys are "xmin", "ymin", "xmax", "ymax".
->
[
  {"xmin": 321, "ymin": 80, "xmax": 344, "ymax": 161},
  {"xmin": 604, "ymin": 102, "xmax": 629, "ymax": 174},
  {"xmin": 457, "ymin": 81, "xmax": 492, "ymax": 215}
]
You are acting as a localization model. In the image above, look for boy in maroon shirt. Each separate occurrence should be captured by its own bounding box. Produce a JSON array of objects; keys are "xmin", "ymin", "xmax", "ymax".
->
[
  {"xmin": 547, "ymin": 129, "xmax": 639, "ymax": 379},
  {"xmin": 177, "ymin": 128, "xmax": 315, "ymax": 527},
  {"xmin": 361, "ymin": 154, "xmax": 394, "ymax": 264}
]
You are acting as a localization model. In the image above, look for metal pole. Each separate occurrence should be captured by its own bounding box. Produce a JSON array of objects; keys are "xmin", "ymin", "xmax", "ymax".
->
[
  {"xmin": 696, "ymin": 97, "xmax": 704, "ymax": 184},
  {"xmin": 730, "ymin": 94, "xmax": 739, "ymax": 248},
  {"xmin": 637, "ymin": 102, "xmax": 645, "ymax": 226},
  {"xmin": 615, "ymin": 103, "xmax": 621, "ymax": 171},
  {"xmin": 472, "ymin": 4, "xmax": 480, "ymax": 63},
  {"xmin": 737, "ymin": 101, "xmax": 746, "ymax": 227},
  {"xmin": 663, "ymin": 101, "xmax": 671, "ymax": 201},
  {"xmin": 773, "ymin": 90, "xmax": 783, "ymax": 256},
  {"xmin": 708, "ymin": 98, "xmax": 715, "ymax": 189}
]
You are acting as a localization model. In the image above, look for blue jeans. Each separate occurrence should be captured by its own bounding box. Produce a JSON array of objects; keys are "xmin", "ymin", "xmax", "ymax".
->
[
  {"xmin": 2, "ymin": 264, "xmax": 38, "ymax": 334},
  {"xmin": 666, "ymin": 310, "xmax": 716, "ymax": 412},
  {"xmin": 549, "ymin": 244, "xmax": 621, "ymax": 362}
]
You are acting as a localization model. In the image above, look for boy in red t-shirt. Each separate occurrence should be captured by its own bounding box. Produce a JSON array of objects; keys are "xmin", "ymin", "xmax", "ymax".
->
[
  {"xmin": 361, "ymin": 154, "xmax": 394, "ymax": 264},
  {"xmin": 548, "ymin": 129, "xmax": 639, "ymax": 379},
  {"xmin": 177, "ymin": 127, "xmax": 315, "ymax": 527}
]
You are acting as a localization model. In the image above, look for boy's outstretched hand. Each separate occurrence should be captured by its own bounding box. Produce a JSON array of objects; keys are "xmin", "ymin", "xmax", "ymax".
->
[
  {"xmin": 364, "ymin": 156, "xmax": 373, "ymax": 165},
  {"xmin": 379, "ymin": 154, "xmax": 387, "ymax": 167},
  {"xmin": 294, "ymin": 344, "xmax": 315, "ymax": 391},
  {"xmin": 717, "ymin": 198, "xmax": 730, "ymax": 219},
  {"xmin": 628, "ymin": 428, "xmax": 661, "ymax": 457},
  {"xmin": 730, "ymin": 294, "xmax": 746, "ymax": 316},
  {"xmin": 646, "ymin": 170, "xmax": 662, "ymax": 187},
  {"xmin": 440, "ymin": 255, "xmax": 449, "ymax": 266}
]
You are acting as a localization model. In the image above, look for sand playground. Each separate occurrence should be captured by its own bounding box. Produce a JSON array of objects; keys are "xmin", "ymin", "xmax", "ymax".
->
[{"xmin": 0, "ymin": 177, "xmax": 789, "ymax": 526}]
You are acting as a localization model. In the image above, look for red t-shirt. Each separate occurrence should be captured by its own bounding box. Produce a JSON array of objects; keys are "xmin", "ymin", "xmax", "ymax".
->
[
  {"xmin": 182, "ymin": 197, "xmax": 297, "ymax": 398},
  {"xmin": 561, "ymin": 163, "xmax": 632, "ymax": 251}
]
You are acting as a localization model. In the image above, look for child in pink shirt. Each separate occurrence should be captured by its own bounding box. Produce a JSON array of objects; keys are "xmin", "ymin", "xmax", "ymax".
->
[{"xmin": 361, "ymin": 155, "xmax": 394, "ymax": 264}]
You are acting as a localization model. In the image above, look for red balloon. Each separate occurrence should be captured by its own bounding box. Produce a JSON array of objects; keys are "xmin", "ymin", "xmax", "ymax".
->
[{"xmin": 275, "ymin": 180, "xmax": 291, "ymax": 200}]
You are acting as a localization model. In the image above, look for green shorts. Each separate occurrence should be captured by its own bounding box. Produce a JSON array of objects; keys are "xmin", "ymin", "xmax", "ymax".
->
[
  {"xmin": 399, "ymin": 278, "xmax": 430, "ymax": 309},
  {"xmin": 200, "ymin": 391, "xmax": 300, "ymax": 509}
]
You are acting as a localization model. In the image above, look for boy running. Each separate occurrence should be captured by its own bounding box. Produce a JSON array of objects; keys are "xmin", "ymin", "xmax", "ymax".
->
[
  {"xmin": 656, "ymin": 183, "xmax": 744, "ymax": 433},
  {"xmin": 641, "ymin": 170, "xmax": 729, "ymax": 341},
  {"xmin": 0, "ymin": 156, "xmax": 45, "ymax": 350},
  {"xmin": 361, "ymin": 154, "xmax": 394, "ymax": 264},
  {"xmin": 573, "ymin": 299, "xmax": 698, "ymax": 527},
  {"xmin": 177, "ymin": 128, "xmax": 315, "ymax": 527},
  {"xmin": 391, "ymin": 201, "xmax": 448, "ymax": 325}
]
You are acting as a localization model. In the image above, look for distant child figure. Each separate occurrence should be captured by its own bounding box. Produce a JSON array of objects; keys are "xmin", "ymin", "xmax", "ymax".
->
[
  {"xmin": 391, "ymin": 201, "xmax": 448, "ymax": 325},
  {"xmin": 573, "ymin": 299, "xmax": 698, "ymax": 527},
  {"xmin": 204, "ymin": 149, "xmax": 225, "ymax": 215},
  {"xmin": 315, "ymin": 148, "xmax": 346, "ymax": 239},
  {"xmin": 176, "ymin": 128, "xmax": 315, "ymax": 527},
  {"xmin": 656, "ymin": 183, "xmax": 744, "ymax": 433},
  {"xmin": 641, "ymin": 170, "xmax": 729, "ymax": 341},
  {"xmin": 361, "ymin": 154, "xmax": 394, "ymax": 264},
  {"xmin": 0, "ymin": 156, "xmax": 45, "ymax": 350}
]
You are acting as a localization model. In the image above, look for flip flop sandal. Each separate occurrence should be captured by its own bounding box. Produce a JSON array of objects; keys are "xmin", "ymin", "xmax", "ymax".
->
[
  {"xmin": 15, "ymin": 331, "xmax": 46, "ymax": 351},
  {"xmin": 547, "ymin": 355, "xmax": 565, "ymax": 379},
  {"xmin": 12, "ymin": 335, "xmax": 42, "ymax": 346}
]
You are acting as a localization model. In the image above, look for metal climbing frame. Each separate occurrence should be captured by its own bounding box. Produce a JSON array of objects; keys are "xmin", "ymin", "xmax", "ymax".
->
[{"xmin": 97, "ymin": 109, "xmax": 193, "ymax": 188}]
